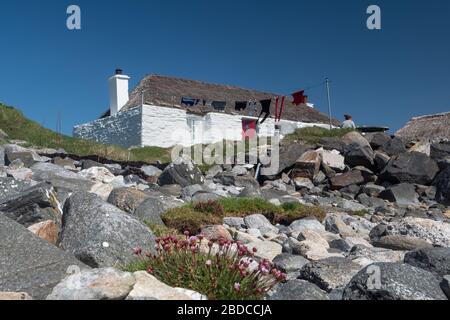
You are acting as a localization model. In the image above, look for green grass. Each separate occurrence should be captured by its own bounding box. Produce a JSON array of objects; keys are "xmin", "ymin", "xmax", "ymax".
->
[
  {"xmin": 0, "ymin": 103, "xmax": 171, "ymax": 163},
  {"xmin": 161, "ymin": 198, "xmax": 326, "ymax": 234},
  {"xmin": 284, "ymin": 126, "xmax": 353, "ymax": 145}
]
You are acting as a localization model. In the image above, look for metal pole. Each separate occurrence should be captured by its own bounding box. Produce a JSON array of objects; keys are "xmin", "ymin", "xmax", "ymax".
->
[{"xmin": 325, "ymin": 78, "xmax": 333, "ymax": 130}]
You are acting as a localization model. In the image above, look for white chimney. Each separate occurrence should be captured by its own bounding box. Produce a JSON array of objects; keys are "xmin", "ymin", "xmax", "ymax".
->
[{"xmin": 109, "ymin": 69, "xmax": 130, "ymax": 116}]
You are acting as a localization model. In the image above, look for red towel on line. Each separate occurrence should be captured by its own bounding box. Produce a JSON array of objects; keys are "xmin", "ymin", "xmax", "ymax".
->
[{"xmin": 292, "ymin": 90, "xmax": 307, "ymax": 106}]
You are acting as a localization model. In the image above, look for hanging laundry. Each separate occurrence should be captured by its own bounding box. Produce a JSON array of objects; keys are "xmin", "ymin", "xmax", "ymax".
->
[
  {"xmin": 181, "ymin": 97, "xmax": 200, "ymax": 107},
  {"xmin": 275, "ymin": 96, "xmax": 286, "ymax": 122},
  {"xmin": 292, "ymin": 90, "xmax": 307, "ymax": 106},
  {"xmin": 257, "ymin": 99, "xmax": 272, "ymax": 125},
  {"xmin": 212, "ymin": 101, "xmax": 227, "ymax": 111},
  {"xmin": 235, "ymin": 101, "xmax": 248, "ymax": 112},
  {"xmin": 247, "ymin": 100, "xmax": 258, "ymax": 117}
]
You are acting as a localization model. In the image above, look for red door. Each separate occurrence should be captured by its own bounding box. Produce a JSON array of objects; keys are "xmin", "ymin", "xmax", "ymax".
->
[{"xmin": 242, "ymin": 120, "xmax": 257, "ymax": 139}]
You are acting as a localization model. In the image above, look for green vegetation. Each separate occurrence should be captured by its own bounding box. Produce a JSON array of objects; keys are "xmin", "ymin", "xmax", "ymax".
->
[
  {"xmin": 124, "ymin": 234, "xmax": 285, "ymax": 300},
  {"xmin": 284, "ymin": 126, "xmax": 353, "ymax": 145},
  {"xmin": 348, "ymin": 209, "xmax": 370, "ymax": 217},
  {"xmin": 161, "ymin": 198, "xmax": 326, "ymax": 234},
  {"xmin": 144, "ymin": 221, "xmax": 181, "ymax": 238},
  {"xmin": 0, "ymin": 103, "xmax": 171, "ymax": 163}
]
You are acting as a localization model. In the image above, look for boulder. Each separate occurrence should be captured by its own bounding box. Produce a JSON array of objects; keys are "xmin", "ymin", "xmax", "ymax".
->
[
  {"xmin": 430, "ymin": 141, "xmax": 450, "ymax": 162},
  {"xmin": 244, "ymin": 214, "xmax": 279, "ymax": 236},
  {"xmin": 267, "ymin": 280, "xmax": 329, "ymax": 300},
  {"xmin": 329, "ymin": 170, "xmax": 372, "ymax": 190},
  {"xmin": 200, "ymin": 225, "xmax": 233, "ymax": 241},
  {"xmin": 4, "ymin": 145, "xmax": 45, "ymax": 168},
  {"xmin": 317, "ymin": 149, "xmax": 345, "ymax": 171},
  {"xmin": 293, "ymin": 177, "xmax": 314, "ymax": 190},
  {"xmin": 434, "ymin": 167, "xmax": 450, "ymax": 205},
  {"xmin": 324, "ymin": 213, "xmax": 357, "ymax": 238},
  {"xmin": 272, "ymin": 253, "xmax": 310, "ymax": 273},
  {"xmin": 372, "ymin": 235, "xmax": 432, "ymax": 251},
  {"xmin": 27, "ymin": 220, "xmax": 59, "ymax": 245},
  {"xmin": 342, "ymin": 131, "xmax": 375, "ymax": 168},
  {"xmin": 380, "ymin": 152, "xmax": 439, "ymax": 185},
  {"xmin": 47, "ymin": 268, "xmax": 135, "ymax": 300},
  {"xmin": 140, "ymin": 165, "xmax": 162, "ymax": 178},
  {"xmin": 134, "ymin": 194, "xmax": 184, "ymax": 225},
  {"xmin": 30, "ymin": 162, "xmax": 95, "ymax": 192},
  {"xmin": 223, "ymin": 217, "xmax": 245, "ymax": 229},
  {"xmin": 107, "ymin": 187, "xmax": 150, "ymax": 214},
  {"xmin": 441, "ymin": 276, "xmax": 450, "ymax": 299},
  {"xmin": 318, "ymin": 137, "xmax": 346, "ymax": 154},
  {"xmin": 374, "ymin": 151, "xmax": 390, "ymax": 172},
  {"xmin": 366, "ymin": 132, "xmax": 391, "ymax": 150},
  {"xmin": 0, "ymin": 183, "xmax": 61, "ymax": 227},
  {"xmin": 0, "ymin": 177, "xmax": 34, "ymax": 201},
  {"xmin": 291, "ymin": 150, "xmax": 321, "ymax": 180},
  {"xmin": 299, "ymin": 257, "xmax": 363, "ymax": 292},
  {"xmin": 343, "ymin": 263, "xmax": 447, "ymax": 300},
  {"xmin": 78, "ymin": 167, "xmax": 115, "ymax": 184},
  {"xmin": 0, "ymin": 292, "xmax": 33, "ymax": 300},
  {"xmin": 59, "ymin": 192, "xmax": 156, "ymax": 268},
  {"xmin": 246, "ymin": 240, "xmax": 282, "ymax": 262},
  {"xmin": 0, "ymin": 215, "xmax": 88, "ymax": 300},
  {"xmin": 53, "ymin": 157, "xmax": 76, "ymax": 170},
  {"xmin": 361, "ymin": 184, "xmax": 385, "ymax": 197},
  {"xmin": 289, "ymin": 218, "xmax": 325, "ymax": 234},
  {"xmin": 346, "ymin": 244, "xmax": 405, "ymax": 267},
  {"xmin": 383, "ymin": 137, "xmax": 407, "ymax": 156},
  {"xmin": 379, "ymin": 183, "xmax": 419, "ymax": 206},
  {"xmin": 81, "ymin": 159, "xmax": 104, "ymax": 170},
  {"xmin": 369, "ymin": 217, "xmax": 450, "ymax": 248},
  {"xmin": 157, "ymin": 156, "xmax": 204, "ymax": 187},
  {"xmin": 126, "ymin": 271, "xmax": 193, "ymax": 300},
  {"xmin": 263, "ymin": 143, "xmax": 312, "ymax": 177},
  {"xmin": 404, "ymin": 247, "xmax": 450, "ymax": 277}
]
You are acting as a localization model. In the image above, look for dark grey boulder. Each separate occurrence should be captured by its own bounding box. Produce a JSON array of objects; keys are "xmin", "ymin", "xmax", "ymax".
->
[
  {"xmin": 383, "ymin": 137, "xmax": 407, "ymax": 156},
  {"xmin": 267, "ymin": 279, "xmax": 329, "ymax": 300},
  {"xmin": 272, "ymin": 253, "xmax": 310, "ymax": 273},
  {"xmin": 59, "ymin": 192, "xmax": 156, "ymax": 268},
  {"xmin": 430, "ymin": 141, "xmax": 450, "ymax": 162},
  {"xmin": 134, "ymin": 194, "xmax": 184, "ymax": 225},
  {"xmin": 344, "ymin": 143, "xmax": 375, "ymax": 169},
  {"xmin": 343, "ymin": 262, "xmax": 447, "ymax": 300},
  {"xmin": 81, "ymin": 159, "xmax": 105, "ymax": 170},
  {"xmin": 157, "ymin": 156, "xmax": 204, "ymax": 187},
  {"xmin": 372, "ymin": 235, "xmax": 433, "ymax": 251},
  {"xmin": 374, "ymin": 151, "xmax": 390, "ymax": 172},
  {"xmin": 319, "ymin": 137, "xmax": 346, "ymax": 154},
  {"xmin": 434, "ymin": 167, "xmax": 450, "ymax": 205},
  {"xmin": 191, "ymin": 191, "xmax": 221, "ymax": 202},
  {"xmin": 441, "ymin": 276, "xmax": 450, "ymax": 299},
  {"xmin": 0, "ymin": 183, "xmax": 61, "ymax": 227},
  {"xmin": 107, "ymin": 187, "xmax": 150, "ymax": 214},
  {"xmin": 0, "ymin": 215, "xmax": 88, "ymax": 300},
  {"xmin": 366, "ymin": 133, "xmax": 391, "ymax": 150},
  {"xmin": 329, "ymin": 170, "xmax": 373, "ymax": 190},
  {"xmin": 0, "ymin": 177, "xmax": 34, "ymax": 202},
  {"xmin": 31, "ymin": 162, "xmax": 95, "ymax": 192},
  {"xmin": 404, "ymin": 247, "xmax": 450, "ymax": 277},
  {"xmin": 380, "ymin": 152, "xmax": 439, "ymax": 185},
  {"xmin": 379, "ymin": 183, "xmax": 419, "ymax": 206},
  {"xmin": 261, "ymin": 143, "xmax": 312, "ymax": 178},
  {"xmin": 299, "ymin": 257, "xmax": 363, "ymax": 292}
]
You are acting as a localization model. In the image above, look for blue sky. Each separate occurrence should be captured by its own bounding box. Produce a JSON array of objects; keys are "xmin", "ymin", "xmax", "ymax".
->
[{"xmin": 0, "ymin": 0, "xmax": 449, "ymax": 135}]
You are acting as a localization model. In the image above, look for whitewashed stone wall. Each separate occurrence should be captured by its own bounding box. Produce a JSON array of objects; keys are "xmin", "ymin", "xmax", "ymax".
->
[
  {"xmin": 73, "ymin": 107, "xmax": 142, "ymax": 148},
  {"xmin": 74, "ymin": 104, "xmax": 332, "ymax": 149}
]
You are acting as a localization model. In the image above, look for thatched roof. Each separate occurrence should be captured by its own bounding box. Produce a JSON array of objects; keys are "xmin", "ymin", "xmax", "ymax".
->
[
  {"xmin": 395, "ymin": 111, "xmax": 450, "ymax": 142},
  {"xmin": 104, "ymin": 74, "xmax": 339, "ymax": 125}
]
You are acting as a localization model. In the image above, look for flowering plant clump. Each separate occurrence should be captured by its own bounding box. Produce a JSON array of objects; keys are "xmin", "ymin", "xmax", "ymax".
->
[
  {"xmin": 193, "ymin": 200, "xmax": 225, "ymax": 216},
  {"xmin": 129, "ymin": 232, "xmax": 286, "ymax": 300}
]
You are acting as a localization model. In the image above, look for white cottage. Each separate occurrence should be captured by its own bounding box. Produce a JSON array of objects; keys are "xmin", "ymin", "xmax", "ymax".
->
[{"xmin": 73, "ymin": 70, "xmax": 338, "ymax": 148}]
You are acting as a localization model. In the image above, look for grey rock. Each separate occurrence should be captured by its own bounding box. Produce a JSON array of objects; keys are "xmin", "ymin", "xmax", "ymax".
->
[
  {"xmin": 205, "ymin": 165, "xmax": 223, "ymax": 179},
  {"xmin": 223, "ymin": 217, "xmax": 245, "ymax": 229},
  {"xmin": 434, "ymin": 167, "xmax": 450, "ymax": 205},
  {"xmin": 31, "ymin": 162, "xmax": 95, "ymax": 192},
  {"xmin": 134, "ymin": 194, "xmax": 184, "ymax": 225},
  {"xmin": 329, "ymin": 239, "xmax": 353, "ymax": 252},
  {"xmin": 318, "ymin": 137, "xmax": 346, "ymax": 154},
  {"xmin": 267, "ymin": 280, "xmax": 329, "ymax": 300},
  {"xmin": 329, "ymin": 170, "xmax": 372, "ymax": 190},
  {"xmin": 344, "ymin": 143, "xmax": 375, "ymax": 169},
  {"xmin": 357, "ymin": 193, "xmax": 387, "ymax": 210},
  {"xmin": 346, "ymin": 244, "xmax": 405, "ymax": 267},
  {"xmin": 374, "ymin": 151, "xmax": 390, "ymax": 172},
  {"xmin": 379, "ymin": 183, "xmax": 419, "ymax": 206},
  {"xmin": 404, "ymin": 247, "xmax": 450, "ymax": 277},
  {"xmin": 369, "ymin": 217, "xmax": 450, "ymax": 247},
  {"xmin": 441, "ymin": 276, "xmax": 450, "ymax": 299},
  {"xmin": 372, "ymin": 235, "xmax": 433, "ymax": 251},
  {"xmin": 47, "ymin": 268, "xmax": 135, "ymax": 300},
  {"xmin": 430, "ymin": 141, "xmax": 450, "ymax": 162},
  {"xmin": 362, "ymin": 184, "xmax": 385, "ymax": 197},
  {"xmin": 262, "ymin": 143, "xmax": 312, "ymax": 177},
  {"xmin": 231, "ymin": 165, "xmax": 248, "ymax": 176},
  {"xmin": 81, "ymin": 160, "xmax": 105, "ymax": 170},
  {"xmin": 299, "ymin": 257, "xmax": 363, "ymax": 292},
  {"xmin": 0, "ymin": 183, "xmax": 61, "ymax": 227},
  {"xmin": 380, "ymin": 152, "xmax": 439, "ymax": 185},
  {"xmin": 181, "ymin": 184, "xmax": 204, "ymax": 200},
  {"xmin": 0, "ymin": 215, "xmax": 88, "ymax": 300},
  {"xmin": 243, "ymin": 214, "xmax": 278, "ymax": 235},
  {"xmin": 383, "ymin": 137, "xmax": 407, "ymax": 156},
  {"xmin": 367, "ymin": 132, "xmax": 391, "ymax": 150},
  {"xmin": 140, "ymin": 165, "xmax": 162, "ymax": 177},
  {"xmin": 158, "ymin": 156, "xmax": 204, "ymax": 187},
  {"xmin": 107, "ymin": 187, "xmax": 150, "ymax": 214},
  {"xmin": 191, "ymin": 191, "xmax": 221, "ymax": 202},
  {"xmin": 343, "ymin": 262, "xmax": 447, "ymax": 300},
  {"xmin": 289, "ymin": 218, "xmax": 325, "ymax": 233},
  {"xmin": 59, "ymin": 192, "xmax": 156, "ymax": 268},
  {"xmin": 272, "ymin": 253, "xmax": 310, "ymax": 273},
  {"xmin": 291, "ymin": 150, "xmax": 321, "ymax": 180},
  {"xmin": 0, "ymin": 177, "xmax": 34, "ymax": 201}
]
